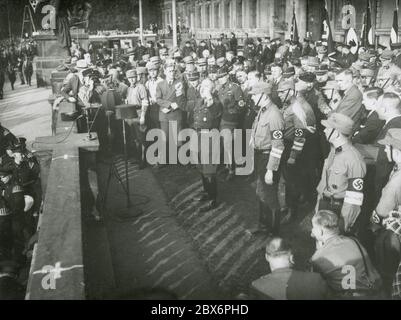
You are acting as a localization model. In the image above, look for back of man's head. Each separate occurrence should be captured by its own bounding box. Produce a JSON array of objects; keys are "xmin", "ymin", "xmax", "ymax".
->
[
  {"xmin": 265, "ymin": 237, "xmax": 292, "ymax": 258},
  {"xmin": 312, "ymin": 210, "xmax": 340, "ymax": 235},
  {"xmin": 382, "ymin": 92, "xmax": 401, "ymax": 112}
]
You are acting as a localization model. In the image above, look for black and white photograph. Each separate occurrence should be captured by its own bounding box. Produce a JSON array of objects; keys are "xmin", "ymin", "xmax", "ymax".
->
[{"xmin": 0, "ymin": 0, "xmax": 400, "ymax": 305}]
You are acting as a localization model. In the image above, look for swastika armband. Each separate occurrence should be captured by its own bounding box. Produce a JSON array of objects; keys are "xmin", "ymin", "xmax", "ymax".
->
[
  {"xmin": 294, "ymin": 128, "xmax": 305, "ymax": 138},
  {"xmin": 271, "ymin": 130, "xmax": 283, "ymax": 140},
  {"xmin": 344, "ymin": 178, "xmax": 364, "ymax": 206}
]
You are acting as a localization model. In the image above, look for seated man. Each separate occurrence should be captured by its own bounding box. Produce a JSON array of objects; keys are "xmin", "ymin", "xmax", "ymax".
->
[
  {"xmin": 249, "ymin": 237, "xmax": 327, "ymax": 300},
  {"xmin": 311, "ymin": 210, "xmax": 382, "ymax": 299}
]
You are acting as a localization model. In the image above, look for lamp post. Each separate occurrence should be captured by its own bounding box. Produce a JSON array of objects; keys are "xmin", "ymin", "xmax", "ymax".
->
[
  {"xmin": 139, "ymin": 0, "xmax": 143, "ymax": 43},
  {"xmin": 7, "ymin": 0, "xmax": 12, "ymax": 40},
  {"xmin": 172, "ymin": 0, "xmax": 177, "ymax": 47}
]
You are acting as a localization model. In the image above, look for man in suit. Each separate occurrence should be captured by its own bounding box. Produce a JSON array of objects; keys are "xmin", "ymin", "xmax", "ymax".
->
[
  {"xmin": 373, "ymin": 92, "xmax": 401, "ymax": 205},
  {"xmin": 353, "ymin": 87, "xmax": 385, "ymax": 145},
  {"xmin": 249, "ymin": 237, "xmax": 328, "ymax": 300},
  {"xmin": 333, "ymin": 69, "xmax": 364, "ymax": 133},
  {"xmin": 156, "ymin": 61, "xmax": 187, "ymax": 162},
  {"xmin": 261, "ymin": 38, "xmax": 274, "ymax": 69}
]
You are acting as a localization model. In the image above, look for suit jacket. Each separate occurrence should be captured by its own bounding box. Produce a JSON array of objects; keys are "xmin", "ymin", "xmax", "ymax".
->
[
  {"xmin": 261, "ymin": 46, "xmax": 274, "ymax": 66},
  {"xmin": 156, "ymin": 79, "xmax": 187, "ymax": 122},
  {"xmin": 333, "ymin": 85, "xmax": 363, "ymax": 132},
  {"xmin": 352, "ymin": 111, "xmax": 385, "ymax": 145}
]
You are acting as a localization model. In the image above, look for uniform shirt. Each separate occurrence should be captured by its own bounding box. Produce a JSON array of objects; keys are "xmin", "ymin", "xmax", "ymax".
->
[
  {"xmin": 250, "ymin": 100, "xmax": 285, "ymax": 172},
  {"xmin": 146, "ymin": 77, "xmax": 163, "ymax": 104},
  {"xmin": 311, "ymin": 235, "xmax": 376, "ymax": 295},
  {"xmin": 251, "ymin": 268, "xmax": 328, "ymax": 300},
  {"xmin": 127, "ymin": 84, "xmax": 148, "ymax": 108},
  {"xmin": 317, "ymin": 143, "xmax": 366, "ymax": 228},
  {"xmin": 217, "ymin": 81, "xmax": 245, "ymax": 124},
  {"xmin": 376, "ymin": 166, "xmax": 401, "ymax": 218}
]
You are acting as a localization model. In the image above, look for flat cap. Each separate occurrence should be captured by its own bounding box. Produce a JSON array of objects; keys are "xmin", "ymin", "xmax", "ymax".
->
[
  {"xmin": 298, "ymin": 72, "xmax": 316, "ymax": 83},
  {"xmin": 321, "ymin": 113, "xmax": 354, "ymax": 136},
  {"xmin": 137, "ymin": 66, "xmax": 148, "ymax": 75},
  {"xmin": 76, "ymin": 59, "xmax": 89, "ymax": 69},
  {"xmin": 391, "ymin": 42, "xmax": 401, "ymax": 50},
  {"xmin": 360, "ymin": 68, "xmax": 375, "ymax": 77},
  {"xmin": 146, "ymin": 62, "xmax": 159, "ymax": 71},
  {"xmin": 380, "ymin": 50, "xmax": 394, "ymax": 60},
  {"xmin": 197, "ymin": 58, "xmax": 207, "ymax": 66},
  {"xmin": 283, "ymin": 66, "xmax": 295, "ymax": 78},
  {"xmin": 126, "ymin": 69, "xmax": 137, "ymax": 78}
]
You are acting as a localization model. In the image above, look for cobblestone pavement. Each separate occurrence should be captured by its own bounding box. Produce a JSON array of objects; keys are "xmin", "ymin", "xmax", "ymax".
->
[{"xmin": 152, "ymin": 165, "xmax": 317, "ymax": 296}]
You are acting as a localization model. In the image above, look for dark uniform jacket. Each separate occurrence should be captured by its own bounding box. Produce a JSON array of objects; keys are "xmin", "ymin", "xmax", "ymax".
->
[
  {"xmin": 0, "ymin": 126, "xmax": 17, "ymax": 157},
  {"xmin": 216, "ymin": 81, "xmax": 244, "ymax": 124},
  {"xmin": 251, "ymin": 268, "xmax": 328, "ymax": 300}
]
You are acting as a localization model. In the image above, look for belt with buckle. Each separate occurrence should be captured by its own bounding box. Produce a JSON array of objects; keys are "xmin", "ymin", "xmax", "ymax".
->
[{"xmin": 322, "ymin": 195, "xmax": 344, "ymax": 206}]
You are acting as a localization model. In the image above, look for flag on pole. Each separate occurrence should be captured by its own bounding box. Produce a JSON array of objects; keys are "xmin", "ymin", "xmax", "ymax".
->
[
  {"xmin": 361, "ymin": 0, "xmax": 374, "ymax": 47},
  {"xmin": 391, "ymin": 0, "xmax": 399, "ymax": 44},
  {"xmin": 321, "ymin": 0, "xmax": 335, "ymax": 54},
  {"xmin": 290, "ymin": 6, "xmax": 299, "ymax": 43}
]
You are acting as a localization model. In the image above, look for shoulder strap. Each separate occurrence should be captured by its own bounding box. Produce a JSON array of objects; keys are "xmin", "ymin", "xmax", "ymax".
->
[{"xmin": 350, "ymin": 237, "xmax": 370, "ymax": 278}]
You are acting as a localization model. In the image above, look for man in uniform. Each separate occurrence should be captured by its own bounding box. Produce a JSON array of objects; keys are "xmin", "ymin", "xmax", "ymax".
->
[
  {"xmin": 248, "ymin": 83, "xmax": 285, "ymax": 235},
  {"xmin": 316, "ymin": 113, "xmax": 366, "ymax": 235},
  {"xmin": 145, "ymin": 62, "xmax": 163, "ymax": 130},
  {"xmin": 216, "ymin": 67, "xmax": 245, "ymax": 181},
  {"xmin": 189, "ymin": 79, "xmax": 222, "ymax": 212},
  {"xmin": 249, "ymin": 237, "xmax": 328, "ymax": 300},
  {"xmin": 126, "ymin": 69, "xmax": 149, "ymax": 168},
  {"xmin": 0, "ymin": 124, "xmax": 18, "ymax": 157},
  {"xmin": 280, "ymin": 78, "xmax": 318, "ymax": 222},
  {"xmin": 370, "ymin": 128, "xmax": 401, "ymax": 296},
  {"xmin": 311, "ymin": 210, "xmax": 381, "ymax": 299},
  {"xmin": 0, "ymin": 168, "xmax": 26, "ymax": 265}
]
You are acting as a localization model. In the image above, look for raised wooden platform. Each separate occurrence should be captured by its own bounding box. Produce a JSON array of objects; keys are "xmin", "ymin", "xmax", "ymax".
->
[{"xmin": 25, "ymin": 101, "xmax": 114, "ymax": 300}]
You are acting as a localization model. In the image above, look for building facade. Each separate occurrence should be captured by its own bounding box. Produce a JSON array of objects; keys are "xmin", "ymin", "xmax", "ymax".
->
[{"xmin": 161, "ymin": 0, "xmax": 401, "ymax": 47}]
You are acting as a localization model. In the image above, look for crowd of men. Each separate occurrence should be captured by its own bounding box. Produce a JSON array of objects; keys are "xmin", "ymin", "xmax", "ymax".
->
[
  {"xmin": 0, "ymin": 38, "xmax": 37, "ymax": 99},
  {"xmin": 2, "ymin": 31, "xmax": 399, "ymax": 299},
  {"xmin": 0, "ymin": 123, "xmax": 41, "ymax": 299}
]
